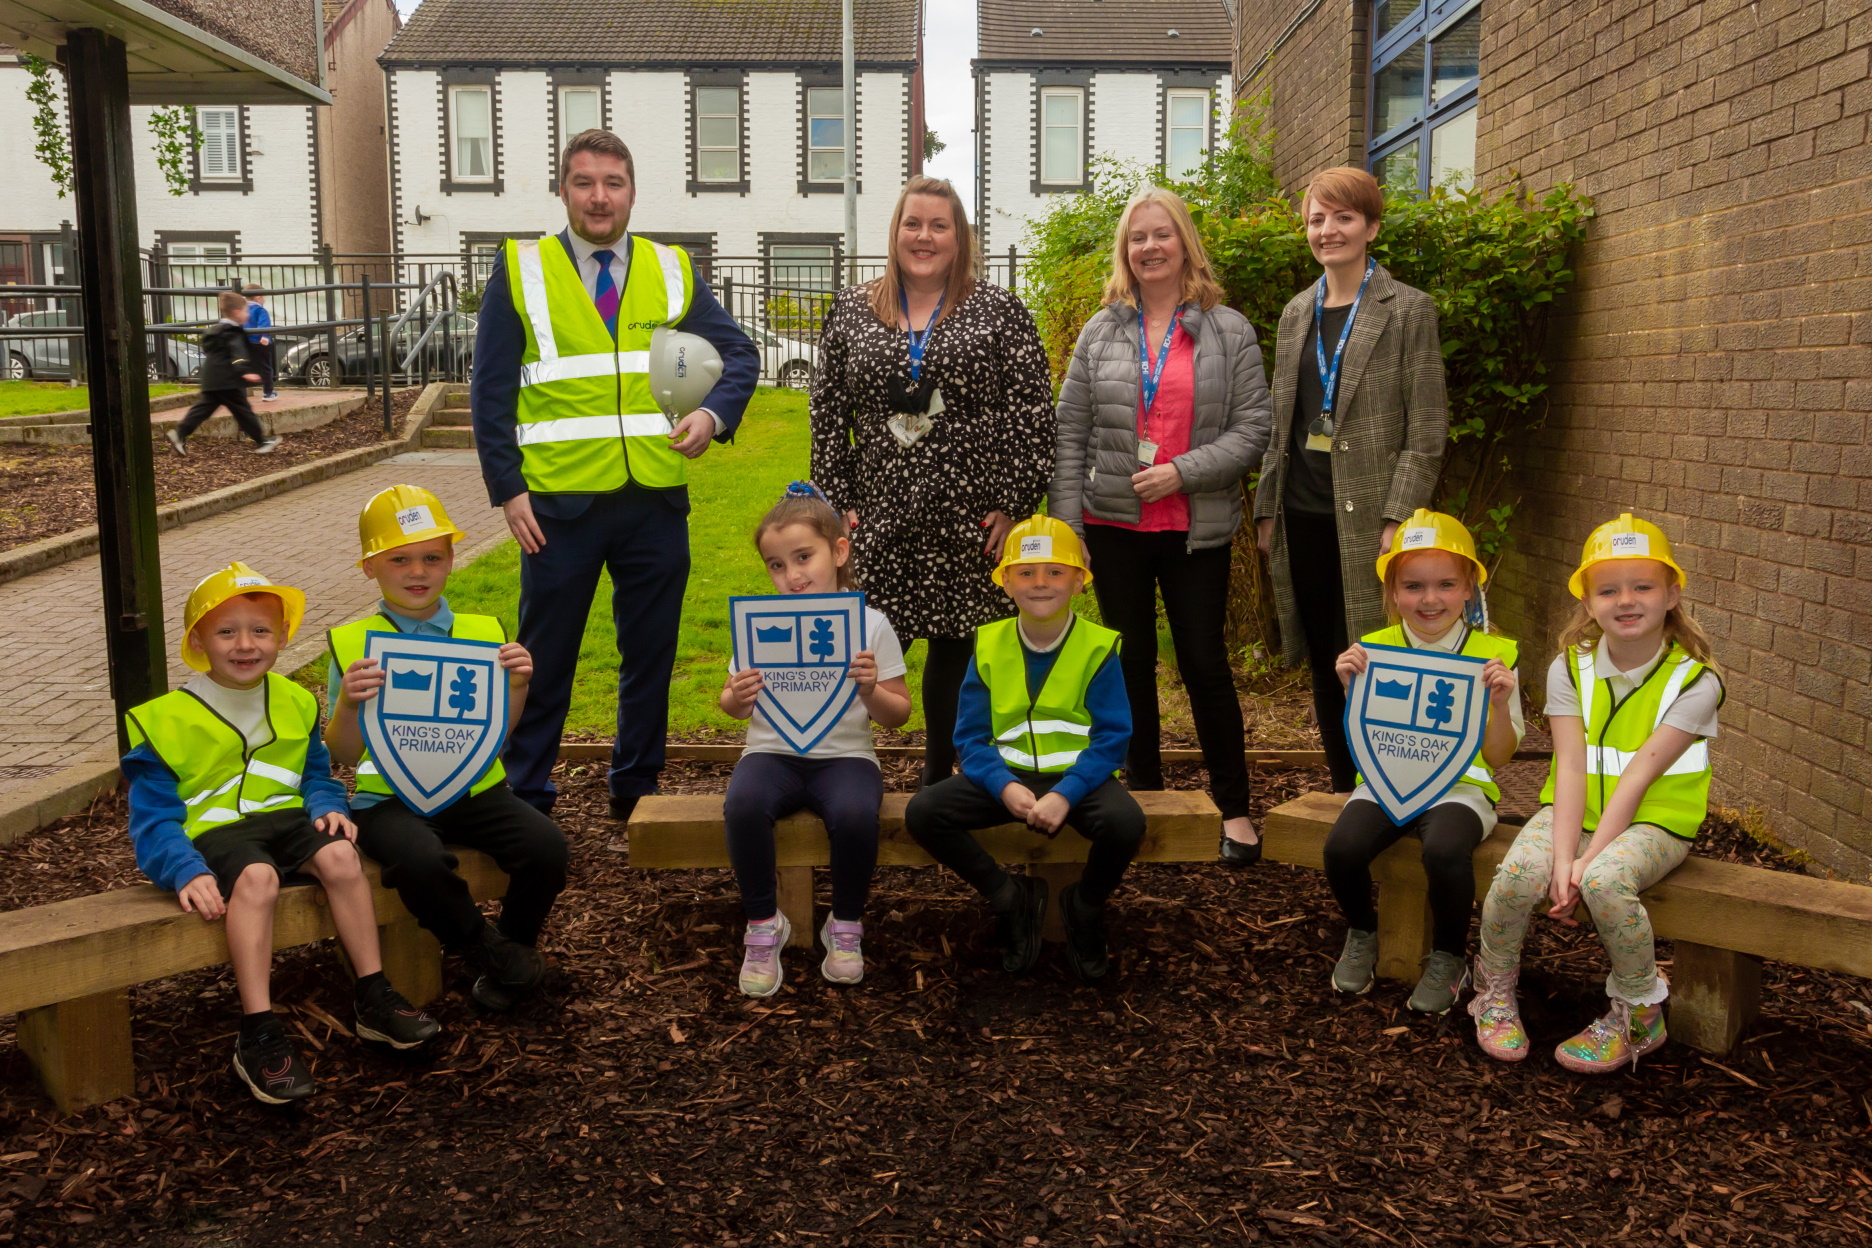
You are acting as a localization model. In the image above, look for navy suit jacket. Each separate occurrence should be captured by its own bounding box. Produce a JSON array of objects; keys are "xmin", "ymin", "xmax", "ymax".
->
[{"xmin": 471, "ymin": 229, "xmax": 761, "ymax": 519}]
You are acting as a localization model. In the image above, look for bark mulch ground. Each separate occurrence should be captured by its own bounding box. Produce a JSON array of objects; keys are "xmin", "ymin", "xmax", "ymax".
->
[
  {"xmin": 0, "ymin": 389, "xmax": 421, "ymax": 554},
  {"xmin": 0, "ymin": 758, "xmax": 1868, "ymax": 1246}
]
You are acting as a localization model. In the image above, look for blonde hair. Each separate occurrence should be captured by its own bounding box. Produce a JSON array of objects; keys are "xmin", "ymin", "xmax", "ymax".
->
[
  {"xmin": 1556, "ymin": 563, "xmax": 1718, "ymax": 667},
  {"xmin": 753, "ymin": 489, "xmax": 858, "ymax": 591},
  {"xmin": 1381, "ymin": 549, "xmax": 1484, "ymax": 630},
  {"xmin": 868, "ymin": 176, "xmax": 979, "ymax": 328},
  {"xmin": 218, "ymin": 290, "xmax": 249, "ymax": 318},
  {"xmin": 1102, "ymin": 187, "xmax": 1224, "ymax": 311}
]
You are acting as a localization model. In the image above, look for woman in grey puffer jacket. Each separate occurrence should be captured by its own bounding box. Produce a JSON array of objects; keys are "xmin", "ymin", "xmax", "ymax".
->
[{"xmin": 1051, "ymin": 187, "xmax": 1274, "ymax": 864}]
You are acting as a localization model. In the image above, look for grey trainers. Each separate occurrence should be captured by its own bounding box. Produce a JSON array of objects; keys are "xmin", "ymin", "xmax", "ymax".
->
[
  {"xmin": 1409, "ymin": 950, "xmax": 1470, "ymax": 1015},
  {"xmin": 1332, "ymin": 928, "xmax": 1378, "ymax": 994}
]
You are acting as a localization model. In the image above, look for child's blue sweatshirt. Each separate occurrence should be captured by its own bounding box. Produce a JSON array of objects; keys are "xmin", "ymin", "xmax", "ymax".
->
[
  {"xmin": 953, "ymin": 616, "xmax": 1131, "ymax": 809},
  {"xmin": 122, "ymin": 735, "xmax": 349, "ymax": 892},
  {"xmin": 244, "ymin": 302, "xmax": 272, "ymax": 342}
]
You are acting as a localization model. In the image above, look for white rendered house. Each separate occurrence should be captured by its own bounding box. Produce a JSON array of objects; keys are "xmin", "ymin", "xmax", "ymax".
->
[{"xmin": 973, "ymin": 0, "xmax": 1233, "ymax": 254}]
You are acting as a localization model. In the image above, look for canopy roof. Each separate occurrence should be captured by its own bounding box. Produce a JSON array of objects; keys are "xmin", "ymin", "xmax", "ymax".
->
[{"xmin": 0, "ymin": 0, "xmax": 329, "ymax": 103}]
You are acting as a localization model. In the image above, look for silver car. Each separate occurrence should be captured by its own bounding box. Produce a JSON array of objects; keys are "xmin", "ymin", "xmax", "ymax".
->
[{"xmin": 2, "ymin": 309, "xmax": 203, "ymax": 382}]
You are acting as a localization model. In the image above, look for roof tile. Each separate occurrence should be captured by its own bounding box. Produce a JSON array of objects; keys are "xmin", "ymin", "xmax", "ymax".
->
[{"xmin": 977, "ymin": 0, "xmax": 1232, "ymax": 65}]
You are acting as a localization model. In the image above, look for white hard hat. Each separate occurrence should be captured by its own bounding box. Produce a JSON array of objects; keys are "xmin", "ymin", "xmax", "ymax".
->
[{"xmin": 648, "ymin": 327, "xmax": 724, "ymax": 418}]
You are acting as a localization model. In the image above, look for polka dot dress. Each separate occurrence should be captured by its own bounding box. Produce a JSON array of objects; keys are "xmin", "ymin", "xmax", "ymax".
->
[{"xmin": 809, "ymin": 282, "xmax": 1056, "ymax": 640}]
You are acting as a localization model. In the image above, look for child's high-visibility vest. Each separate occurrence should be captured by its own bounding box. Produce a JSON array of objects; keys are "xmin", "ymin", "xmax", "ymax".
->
[
  {"xmin": 975, "ymin": 615, "xmax": 1121, "ymax": 774},
  {"xmin": 124, "ymin": 674, "xmax": 319, "ymax": 839}
]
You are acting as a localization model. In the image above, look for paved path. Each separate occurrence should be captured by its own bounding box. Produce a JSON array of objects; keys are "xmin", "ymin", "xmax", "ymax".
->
[{"xmin": 0, "ymin": 450, "xmax": 505, "ymax": 792}]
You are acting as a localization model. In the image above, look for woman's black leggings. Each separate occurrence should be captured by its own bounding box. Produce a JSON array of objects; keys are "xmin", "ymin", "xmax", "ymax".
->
[
  {"xmin": 1322, "ymin": 799, "xmax": 1486, "ymax": 955},
  {"xmin": 1283, "ymin": 508, "xmax": 1357, "ymax": 791},
  {"xmin": 917, "ymin": 636, "xmax": 976, "ymax": 787}
]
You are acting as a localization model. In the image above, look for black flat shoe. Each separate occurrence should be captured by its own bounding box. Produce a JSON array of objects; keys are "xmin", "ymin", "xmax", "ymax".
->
[
  {"xmin": 1219, "ymin": 834, "xmax": 1262, "ymax": 867},
  {"xmin": 992, "ymin": 875, "xmax": 1048, "ymax": 974},
  {"xmin": 608, "ymin": 787, "xmax": 661, "ymax": 821}
]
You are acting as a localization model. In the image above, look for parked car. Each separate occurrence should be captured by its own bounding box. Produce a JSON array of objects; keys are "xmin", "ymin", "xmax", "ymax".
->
[
  {"xmin": 1, "ymin": 310, "xmax": 204, "ymax": 382},
  {"xmin": 280, "ymin": 311, "xmax": 476, "ymax": 388},
  {"xmin": 743, "ymin": 324, "xmax": 817, "ymax": 389}
]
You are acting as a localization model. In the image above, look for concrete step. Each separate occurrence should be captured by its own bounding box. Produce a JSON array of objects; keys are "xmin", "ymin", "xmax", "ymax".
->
[
  {"xmin": 431, "ymin": 407, "xmax": 473, "ymax": 426},
  {"xmin": 421, "ymin": 427, "xmax": 475, "ymax": 449},
  {"xmin": 440, "ymin": 390, "xmax": 471, "ymax": 410}
]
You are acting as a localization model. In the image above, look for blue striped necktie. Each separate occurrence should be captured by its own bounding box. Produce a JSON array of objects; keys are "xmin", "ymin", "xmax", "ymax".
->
[{"xmin": 591, "ymin": 249, "xmax": 619, "ymax": 337}]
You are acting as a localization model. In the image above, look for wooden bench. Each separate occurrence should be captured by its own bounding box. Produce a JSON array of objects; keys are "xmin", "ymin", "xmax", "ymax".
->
[
  {"xmin": 628, "ymin": 790, "xmax": 1221, "ymax": 945},
  {"xmin": 0, "ymin": 852, "xmax": 508, "ymax": 1112},
  {"xmin": 1264, "ymin": 791, "xmax": 1872, "ymax": 1055}
]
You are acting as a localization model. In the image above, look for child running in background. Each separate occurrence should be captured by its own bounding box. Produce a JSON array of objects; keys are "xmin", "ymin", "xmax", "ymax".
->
[
  {"xmin": 1326, "ymin": 510, "xmax": 1522, "ymax": 1014},
  {"xmin": 165, "ymin": 290, "xmax": 278, "ymax": 456},
  {"xmin": 122, "ymin": 563, "xmax": 438, "ymax": 1104},
  {"xmin": 720, "ymin": 482, "xmax": 911, "ymax": 996},
  {"xmin": 905, "ymin": 516, "xmax": 1143, "ymax": 984},
  {"xmin": 1471, "ymin": 514, "xmax": 1722, "ymax": 1071}
]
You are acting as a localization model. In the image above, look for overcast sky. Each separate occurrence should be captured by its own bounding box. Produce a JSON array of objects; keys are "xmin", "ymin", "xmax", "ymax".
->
[{"xmin": 392, "ymin": 0, "xmax": 979, "ymax": 203}]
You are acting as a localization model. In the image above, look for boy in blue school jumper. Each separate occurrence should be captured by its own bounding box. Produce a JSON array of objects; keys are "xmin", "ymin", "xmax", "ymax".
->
[
  {"xmin": 243, "ymin": 283, "xmax": 277, "ymax": 400},
  {"xmin": 906, "ymin": 517, "xmax": 1144, "ymax": 983}
]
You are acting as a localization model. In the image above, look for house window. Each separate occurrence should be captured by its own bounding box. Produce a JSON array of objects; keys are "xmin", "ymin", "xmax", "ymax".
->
[
  {"xmin": 763, "ymin": 238, "xmax": 840, "ymax": 342},
  {"xmin": 558, "ymin": 86, "xmax": 602, "ymax": 137},
  {"xmin": 198, "ymin": 107, "xmax": 241, "ymax": 180},
  {"xmin": 695, "ymin": 86, "xmax": 741, "ymax": 182},
  {"xmin": 450, "ymin": 85, "xmax": 494, "ymax": 182},
  {"xmin": 806, "ymin": 87, "xmax": 846, "ymax": 183},
  {"xmin": 167, "ymin": 242, "xmax": 233, "ymax": 264},
  {"xmin": 1165, "ymin": 89, "xmax": 1209, "ymax": 179},
  {"xmin": 1369, "ymin": 0, "xmax": 1480, "ymax": 193},
  {"xmin": 1039, "ymin": 88, "xmax": 1084, "ymax": 185}
]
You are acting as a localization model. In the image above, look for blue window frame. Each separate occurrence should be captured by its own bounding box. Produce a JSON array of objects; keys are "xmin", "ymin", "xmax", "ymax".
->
[{"xmin": 1368, "ymin": 0, "xmax": 1480, "ymax": 194}]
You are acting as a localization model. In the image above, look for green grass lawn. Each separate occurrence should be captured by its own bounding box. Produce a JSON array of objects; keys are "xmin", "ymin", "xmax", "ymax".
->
[
  {"xmin": 0, "ymin": 380, "xmax": 190, "ymax": 417},
  {"xmin": 448, "ymin": 388, "xmax": 944, "ymax": 736}
]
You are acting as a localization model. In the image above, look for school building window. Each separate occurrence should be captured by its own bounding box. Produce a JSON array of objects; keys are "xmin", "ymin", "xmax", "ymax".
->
[
  {"xmin": 197, "ymin": 107, "xmax": 241, "ymax": 180},
  {"xmin": 806, "ymin": 87, "xmax": 846, "ymax": 183},
  {"xmin": 1039, "ymin": 87, "xmax": 1085, "ymax": 185},
  {"xmin": 450, "ymin": 85, "xmax": 494, "ymax": 182},
  {"xmin": 695, "ymin": 86, "xmax": 741, "ymax": 183},
  {"xmin": 558, "ymin": 85, "xmax": 602, "ymax": 137},
  {"xmin": 1368, "ymin": 0, "xmax": 1480, "ymax": 194},
  {"xmin": 1164, "ymin": 89, "xmax": 1210, "ymax": 179}
]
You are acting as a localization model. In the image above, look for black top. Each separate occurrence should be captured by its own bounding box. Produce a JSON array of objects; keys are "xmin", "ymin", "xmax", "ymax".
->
[
  {"xmin": 196, "ymin": 321, "xmax": 254, "ymax": 392},
  {"xmin": 1284, "ymin": 302, "xmax": 1350, "ymax": 516}
]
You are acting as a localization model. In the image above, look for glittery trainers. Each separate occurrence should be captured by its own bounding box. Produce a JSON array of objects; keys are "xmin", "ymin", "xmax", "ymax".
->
[
  {"xmin": 1554, "ymin": 999, "xmax": 1667, "ymax": 1074},
  {"xmin": 1468, "ymin": 961, "xmax": 1529, "ymax": 1062}
]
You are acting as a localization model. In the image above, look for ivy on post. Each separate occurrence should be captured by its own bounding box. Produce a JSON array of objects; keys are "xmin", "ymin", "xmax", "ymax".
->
[{"xmin": 21, "ymin": 52, "xmax": 200, "ymax": 198}]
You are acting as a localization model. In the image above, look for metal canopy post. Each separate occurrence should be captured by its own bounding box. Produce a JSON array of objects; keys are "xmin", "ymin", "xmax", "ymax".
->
[{"xmin": 66, "ymin": 28, "xmax": 165, "ymax": 749}]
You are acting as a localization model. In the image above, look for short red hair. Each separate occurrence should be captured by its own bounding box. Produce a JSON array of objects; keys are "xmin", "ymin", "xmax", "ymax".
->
[{"xmin": 1302, "ymin": 166, "xmax": 1384, "ymax": 223}]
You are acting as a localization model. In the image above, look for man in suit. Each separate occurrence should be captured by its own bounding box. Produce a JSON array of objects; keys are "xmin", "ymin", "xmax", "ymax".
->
[{"xmin": 472, "ymin": 128, "xmax": 760, "ymax": 817}]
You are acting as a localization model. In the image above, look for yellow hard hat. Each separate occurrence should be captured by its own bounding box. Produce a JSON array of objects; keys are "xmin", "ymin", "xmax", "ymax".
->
[
  {"xmin": 1568, "ymin": 512, "xmax": 1685, "ymax": 599},
  {"xmin": 357, "ymin": 483, "xmax": 466, "ymax": 566},
  {"xmin": 180, "ymin": 561, "xmax": 307, "ymax": 672},
  {"xmin": 991, "ymin": 515, "xmax": 1092, "ymax": 587},
  {"xmin": 1374, "ymin": 508, "xmax": 1487, "ymax": 585}
]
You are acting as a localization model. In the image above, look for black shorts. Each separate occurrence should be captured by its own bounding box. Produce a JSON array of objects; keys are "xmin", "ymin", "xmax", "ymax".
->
[{"xmin": 191, "ymin": 809, "xmax": 348, "ymax": 899}]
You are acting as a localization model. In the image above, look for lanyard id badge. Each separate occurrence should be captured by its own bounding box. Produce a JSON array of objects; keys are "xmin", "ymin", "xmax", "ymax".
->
[
  {"xmin": 1307, "ymin": 258, "xmax": 1374, "ymax": 453},
  {"xmin": 1137, "ymin": 305, "xmax": 1183, "ymax": 465},
  {"xmin": 888, "ymin": 290, "xmax": 946, "ymax": 447}
]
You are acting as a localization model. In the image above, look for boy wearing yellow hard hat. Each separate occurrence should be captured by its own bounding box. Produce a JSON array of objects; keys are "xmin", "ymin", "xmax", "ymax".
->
[
  {"xmin": 1323, "ymin": 509, "xmax": 1523, "ymax": 1016},
  {"xmin": 122, "ymin": 562, "xmax": 439, "ymax": 1104},
  {"xmin": 904, "ymin": 516, "xmax": 1144, "ymax": 983},
  {"xmin": 323, "ymin": 485, "xmax": 567, "ymax": 1012}
]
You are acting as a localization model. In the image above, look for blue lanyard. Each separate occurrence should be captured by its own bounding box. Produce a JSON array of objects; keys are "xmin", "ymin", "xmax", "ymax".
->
[
  {"xmin": 1313, "ymin": 258, "xmax": 1375, "ymax": 415},
  {"xmin": 1137, "ymin": 305, "xmax": 1184, "ymax": 417},
  {"xmin": 901, "ymin": 289, "xmax": 944, "ymax": 382}
]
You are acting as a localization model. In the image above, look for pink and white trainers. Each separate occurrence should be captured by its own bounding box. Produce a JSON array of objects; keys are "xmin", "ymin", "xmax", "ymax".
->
[
  {"xmin": 819, "ymin": 916, "xmax": 865, "ymax": 985},
  {"xmin": 738, "ymin": 913, "xmax": 791, "ymax": 998},
  {"xmin": 1468, "ymin": 960, "xmax": 1530, "ymax": 1062}
]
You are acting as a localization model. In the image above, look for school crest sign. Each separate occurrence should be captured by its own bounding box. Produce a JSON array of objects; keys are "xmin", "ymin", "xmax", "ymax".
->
[
  {"xmin": 360, "ymin": 632, "xmax": 509, "ymax": 815},
  {"xmin": 729, "ymin": 591, "xmax": 865, "ymax": 754},
  {"xmin": 1344, "ymin": 643, "xmax": 1489, "ymax": 824}
]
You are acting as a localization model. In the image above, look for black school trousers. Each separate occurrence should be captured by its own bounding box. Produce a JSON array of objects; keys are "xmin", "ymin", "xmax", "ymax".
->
[
  {"xmin": 905, "ymin": 771, "xmax": 1145, "ymax": 906},
  {"xmin": 176, "ymin": 387, "xmax": 267, "ymax": 444},
  {"xmin": 1322, "ymin": 798, "xmax": 1486, "ymax": 955},
  {"xmin": 1283, "ymin": 508, "xmax": 1357, "ymax": 791},
  {"xmin": 354, "ymin": 781, "xmax": 569, "ymax": 948},
  {"xmin": 724, "ymin": 751, "xmax": 881, "ymax": 923},
  {"xmin": 1081, "ymin": 524, "xmax": 1252, "ymax": 820}
]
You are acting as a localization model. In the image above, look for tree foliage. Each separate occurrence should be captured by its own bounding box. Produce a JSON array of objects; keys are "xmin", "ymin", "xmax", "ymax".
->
[{"xmin": 21, "ymin": 52, "xmax": 200, "ymax": 198}]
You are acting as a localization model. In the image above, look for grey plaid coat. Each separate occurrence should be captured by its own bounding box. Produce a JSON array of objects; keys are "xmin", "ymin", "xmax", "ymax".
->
[{"xmin": 1252, "ymin": 264, "xmax": 1449, "ymax": 665}]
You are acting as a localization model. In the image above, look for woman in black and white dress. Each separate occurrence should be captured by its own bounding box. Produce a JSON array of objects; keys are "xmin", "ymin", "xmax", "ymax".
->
[{"xmin": 810, "ymin": 176, "xmax": 1055, "ymax": 787}]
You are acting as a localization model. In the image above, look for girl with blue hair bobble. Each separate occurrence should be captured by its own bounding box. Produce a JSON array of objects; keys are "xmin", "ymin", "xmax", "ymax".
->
[
  {"xmin": 1321, "ymin": 508, "xmax": 1523, "ymax": 1017},
  {"xmin": 719, "ymin": 482, "xmax": 912, "ymax": 997}
]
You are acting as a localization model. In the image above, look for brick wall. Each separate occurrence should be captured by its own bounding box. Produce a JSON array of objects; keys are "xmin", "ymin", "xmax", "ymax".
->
[
  {"xmin": 1234, "ymin": 0, "xmax": 1367, "ymax": 177},
  {"xmin": 1238, "ymin": 0, "xmax": 1872, "ymax": 877}
]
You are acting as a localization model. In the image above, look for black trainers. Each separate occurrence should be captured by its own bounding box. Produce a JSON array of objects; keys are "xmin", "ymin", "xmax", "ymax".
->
[
  {"xmin": 992, "ymin": 874, "xmax": 1048, "ymax": 974},
  {"xmin": 354, "ymin": 977, "xmax": 441, "ymax": 1049},
  {"xmin": 607, "ymin": 786, "xmax": 661, "ymax": 821},
  {"xmin": 462, "ymin": 924, "xmax": 545, "ymax": 1012},
  {"xmin": 1059, "ymin": 882, "xmax": 1111, "ymax": 983},
  {"xmin": 234, "ymin": 1019, "xmax": 314, "ymax": 1104}
]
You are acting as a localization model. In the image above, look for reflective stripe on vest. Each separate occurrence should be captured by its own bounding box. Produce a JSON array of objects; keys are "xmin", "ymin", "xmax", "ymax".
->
[
  {"xmin": 124, "ymin": 673, "xmax": 318, "ymax": 840},
  {"xmin": 506, "ymin": 235, "xmax": 694, "ymax": 494},
  {"xmin": 327, "ymin": 613, "xmax": 509, "ymax": 800},
  {"xmin": 977, "ymin": 616, "xmax": 1121, "ymax": 776},
  {"xmin": 1538, "ymin": 642, "xmax": 1717, "ymax": 839},
  {"xmin": 1356, "ymin": 624, "xmax": 1519, "ymax": 807}
]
